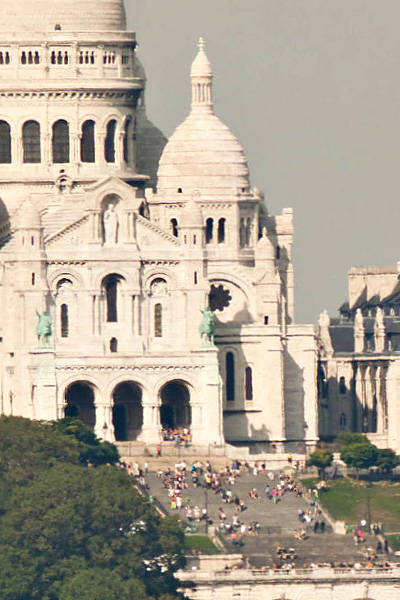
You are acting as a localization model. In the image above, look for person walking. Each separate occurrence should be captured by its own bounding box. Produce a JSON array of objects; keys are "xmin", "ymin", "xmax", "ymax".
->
[
  {"xmin": 156, "ymin": 444, "xmax": 162, "ymax": 458},
  {"xmin": 313, "ymin": 520, "xmax": 319, "ymax": 534},
  {"xmin": 320, "ymin": 520, "xmax": 325, "ymax": 534}
]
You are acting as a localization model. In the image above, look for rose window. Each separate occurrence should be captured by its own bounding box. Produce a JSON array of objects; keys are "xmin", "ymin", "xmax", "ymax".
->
[{"xmin": 209, "ymin": 284, "xmax": 232, "ymax": 312}]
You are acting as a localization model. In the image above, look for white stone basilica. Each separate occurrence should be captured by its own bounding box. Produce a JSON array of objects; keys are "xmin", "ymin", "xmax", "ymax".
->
[{"xmin": 0, "ymin": 0, "xmax": 317, "ymax": 452}]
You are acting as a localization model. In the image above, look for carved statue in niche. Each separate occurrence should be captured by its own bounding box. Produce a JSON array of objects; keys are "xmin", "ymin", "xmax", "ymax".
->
[
  {"xmin": 103, "ymin": 203, "xmax": 118, "ymax": 244},
  {"xmin": 150, "ymin": 278, "xmax": 168, "ymax": 297},
  {"xmin": 354, "ymin": 308, "xmax": 364, "ymax": 332}
]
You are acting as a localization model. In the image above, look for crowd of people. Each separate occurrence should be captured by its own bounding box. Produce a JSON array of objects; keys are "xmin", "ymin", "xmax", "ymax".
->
[
  {"xmin": 161, "ymin": 427, "xmax": 192, "ymax": 445},
  {"xmin": 123, "ymin": 456, "xmax": 398, "ymax": 571}
]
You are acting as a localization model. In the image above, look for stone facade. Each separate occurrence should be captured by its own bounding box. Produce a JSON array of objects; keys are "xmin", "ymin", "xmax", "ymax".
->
[
  {"xmin": 179, "ymin": 556, "xmax": 400, "ymax": 600},
  {"xmin": 0, "ymin": 1, "xmax": 317, "ymax": 451},
  {"xmin": 317, "ymin": 266, "xmax": 400, "ymax": 453}
]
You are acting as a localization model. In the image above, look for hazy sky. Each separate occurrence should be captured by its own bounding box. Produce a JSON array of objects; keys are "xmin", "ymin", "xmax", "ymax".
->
[{"xmin": 126, "ymin": 0, "xmax": 400, "ymax": 324}]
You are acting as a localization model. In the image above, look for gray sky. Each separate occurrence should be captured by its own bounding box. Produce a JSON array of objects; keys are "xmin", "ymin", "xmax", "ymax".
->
[{"xmin": 126, "ymin": 0, "xmax": 400, "ymax": 324}]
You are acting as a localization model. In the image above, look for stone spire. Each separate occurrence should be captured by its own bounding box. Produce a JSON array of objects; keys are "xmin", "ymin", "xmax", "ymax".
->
[{"xmin": 190, "ymin": 37, "xmax": 213, "ymax": 114}]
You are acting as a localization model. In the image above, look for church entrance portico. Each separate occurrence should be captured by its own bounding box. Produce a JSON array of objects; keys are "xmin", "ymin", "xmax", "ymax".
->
[
  {"xmin": 64, "ymin": 381, "xmax": 96, "ymax": 429},
  {"xmin": 112, "ymin": 381, "xmax": 143, "ymax": 441},
  {"xmin": 159, "ymin": 380, "xmax": 192, "ymax": 430}
]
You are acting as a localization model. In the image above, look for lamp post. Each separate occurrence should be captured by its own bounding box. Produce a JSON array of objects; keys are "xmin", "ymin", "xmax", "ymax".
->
[{"xmin": 366, "ymin": 481, "xmax": 373, "ymax": 533}]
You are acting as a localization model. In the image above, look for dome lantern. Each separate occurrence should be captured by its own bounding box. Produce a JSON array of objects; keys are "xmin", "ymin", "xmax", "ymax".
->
[
  {"xmin": 190, "ymin": 37, "xmax": 213, "ymax": 115},
  {"xmin": 157, "ymin": 38, "xmax": 250, "ymax": 198}
]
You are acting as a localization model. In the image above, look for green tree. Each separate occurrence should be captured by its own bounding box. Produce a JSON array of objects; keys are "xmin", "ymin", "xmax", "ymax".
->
[
  {"xmin": 0, "ymin": 417, "xmax": 185, "ymax": 600},
  {"xmin": 0, "ymin": 463, "xmax": 185, "ymax": 600},
  {"xmin": 53, "ymin": 417, "xmax": 119, "ymax": 466},
  {"xmin": 375, "ymin": 448, "xmax": 400, "ymax": 474},
  {"xmin": 335, "ymin": 430, "xmax": 371, "ymax": 449},
  {"xmin": 0, "ymin": 416, "xmax": 81, "ymax": 488},
  {"xmin": 308, "ymin": 449, "xmax": 333, "ymax": 478},
  {"xmin": 341, "ymin": 442, "xmax": 378, "ymax": 472}
]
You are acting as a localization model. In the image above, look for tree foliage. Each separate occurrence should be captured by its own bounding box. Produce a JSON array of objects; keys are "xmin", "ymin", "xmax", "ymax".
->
[
  {"xmin": 0, "ymin": 416, "xmax": 185, "ymax": 600},
  {"xmin": 340, "ymin": 442, "xmax": 378, "ymax": 470},
  {"xmin": 308, "ymin": 449, "xmax": 333, "ymax": 476},
  {"xmin": 52, "ymin": 417, "xmax": 119, "ymax": 466},
  {"xmin": 375, "ymin": 448, "xmax": 400, "ymax": 473},
  {"xmin": 335, "ymin": 430, "xmax": 371, "ymax": 449}
]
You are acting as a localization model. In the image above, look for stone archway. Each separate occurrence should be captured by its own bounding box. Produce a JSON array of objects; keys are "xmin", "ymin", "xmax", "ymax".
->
[
  {"xmin": 159, "ymin": 380, "xmax": 191, "ymax": 429},
  {"xmin": 64, "ymin": 381, "xmax": 96, "ymax": 429},
  {"xmin": 112, "ymin": 381, "xmax": 143, "ymax": 442}
]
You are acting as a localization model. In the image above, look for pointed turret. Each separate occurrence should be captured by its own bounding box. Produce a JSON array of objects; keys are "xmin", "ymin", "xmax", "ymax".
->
[{"xmin": 190, "ymin": 37, "xmax": 213, "ymax": 115}]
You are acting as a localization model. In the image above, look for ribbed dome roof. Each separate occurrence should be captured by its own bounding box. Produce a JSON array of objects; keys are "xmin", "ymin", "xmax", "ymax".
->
[
  {"xmin": 157, "ymin": 113, "xmax": 249, "ymax": 197},
  {"xmin": 157, "ymin": 39, "xmax": 250, "ymax": 198},
  {"xmin": 0, "ymin": 0, "xmax": 126, "ymax": 33}
]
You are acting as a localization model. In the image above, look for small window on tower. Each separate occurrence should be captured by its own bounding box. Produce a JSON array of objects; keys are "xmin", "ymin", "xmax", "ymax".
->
[
  {"xmin": 31, "ymin": 273, "xmax": 35, "ymax": 285},
  {"xmin": 170, "ymin": 218, "xmax": 178, "ymax": 237},
  {"xmin": 264, "ymin": 316, "xmax": 269, "ymax": 325}
]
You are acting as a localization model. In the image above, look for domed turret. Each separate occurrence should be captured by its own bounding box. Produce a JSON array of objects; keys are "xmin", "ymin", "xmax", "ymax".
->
[
  {"xmin": 190, "ymin": 37, "xmax": 212, "ymax": 80},
  {"xmin": 255, "ymin": 228, "xmax": 275, "ymax": 262},
  {"xmin": 16, "ymin": 199, "xmax": 41, "ymax": 230},
  {"xmin": 157, "ymin": 38, "xmax": 250, "ymax": 199},
  {"xmin": 0, "ymin": 0, "xmax": 126, "ymax": 33},
  {"xmin": 180, "ymin": 195, "xmax": 204, "ymax": 229}
]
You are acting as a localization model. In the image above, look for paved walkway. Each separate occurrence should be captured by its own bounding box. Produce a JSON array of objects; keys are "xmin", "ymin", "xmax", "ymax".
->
[{"xmin": 134, "ymin": 460, "xmax": 394, "ymax": 568}]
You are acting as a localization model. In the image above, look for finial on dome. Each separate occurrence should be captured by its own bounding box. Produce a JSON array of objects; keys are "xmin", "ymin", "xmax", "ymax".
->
[{"xmin": 190, "ymin": 37, "xmax": 213, "ymax": 114}]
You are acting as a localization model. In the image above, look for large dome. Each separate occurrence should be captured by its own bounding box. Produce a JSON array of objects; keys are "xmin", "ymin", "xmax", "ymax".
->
[
  {"xmin": 157, "ymin": 113, "xmax": 249, "ymax": 197},
  {"xmin": 157, "ymin": 39, "xmax": 250, "ymax": 198},
  {"xmin": 0, "ymin": 0, "xmax": 126, "ymax": 33}
]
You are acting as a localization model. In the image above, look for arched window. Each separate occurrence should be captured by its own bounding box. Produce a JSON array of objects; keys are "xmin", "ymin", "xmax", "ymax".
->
[
  {"xmin": 340, "ymin": 412, "xmax": 347, "ymax": 429},
  {"xmin": 52, "ymin": 119, "xmax": 69, "ymax": 163},
  {"xmin": 123, "ymin": 118, "xmax": 131, "ymax": 163},
  {"xmin": 154, "ymin": 303, "xmax": 162, "ymax": 337},
  {"xmin": 226, "ymin": 352, "xmax": 235, "ymax": 402},
  {"xmin": 80, "ymin": 120, "xmax": 95, "ymax": 163},
  {"xmin": 245, "ymin": 366, "xmax": 253, "ymax": 401},
  {"xmin": 339, "ymin": 376, "xmax": 346, "ymax": 394},
  {"xmin": 205, "ymin": 218, "xmax": 213, "ymax": 244},
  {"xmin": 103, "ymin": 274, "xmax": 121, "ymax": 322},
  {"xmin": 110, "ymin": 337, "xmax": 118, "ymax": 353},
  {"xmin": 0, "ymin": 120, "xmax": 11, "ymax": 163},
  {"xmin": 23, "ymin": 120, "xmax": 41, "ymax": 163},
  {"xmin": 218, "ymin": 218, "xmax": 226, "ymax": 243},
  {"xmin": 276, "ymin": 245, "xmax": 281, "ymax": 259},
  {"xmin": 170, "ymin": 218, "xmax": 178, "ymax": 237},
  {"xmin": 104, "ymin": 119, "xmax": 117, "ymax": 163},
  {"xmin": 61, "ymin": 304, "xmax": 69, "ymax": 338}
]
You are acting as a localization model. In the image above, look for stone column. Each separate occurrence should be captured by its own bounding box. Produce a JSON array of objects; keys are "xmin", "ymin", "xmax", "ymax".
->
[
  {"xmin": 117, "ymin": 133, "xmax": 124, "ymax": 166},
  {"xmin": 354, "ymin": 365, "xmax": 363, "ymax": 432},
  {"xmin": 71, "ymin": 129, "xmax": 79, "ymax": 166},
  {"xmin": 95, "ymin": 401, "xmax": 114, "ymax": 442},
  {"xmin": 141, "ymin": 399, "xmax": 162, "ymax": 444},
  {"xmin": 364, "ymin": 366, "xmax": 373, "ymax": 432},
  {"xmin": 375, "ymin": 366, "xmax": 383, "ymax": 434}
]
